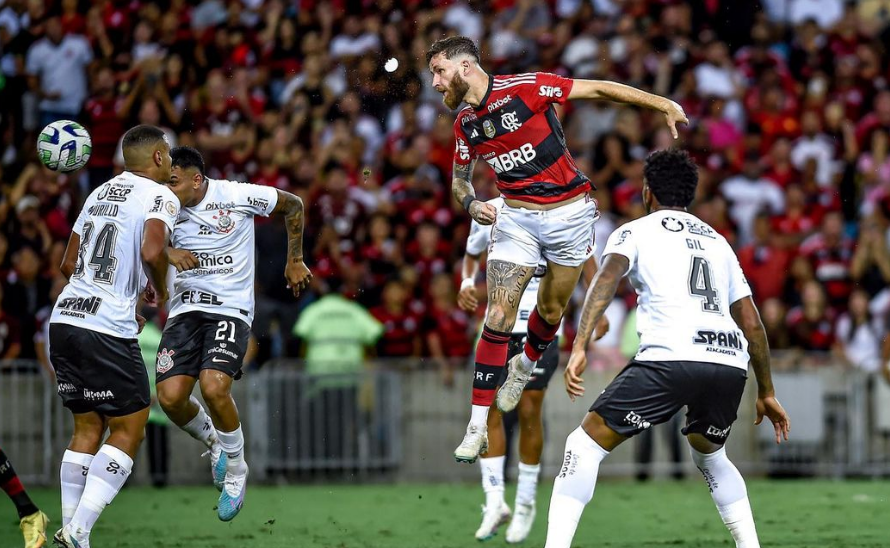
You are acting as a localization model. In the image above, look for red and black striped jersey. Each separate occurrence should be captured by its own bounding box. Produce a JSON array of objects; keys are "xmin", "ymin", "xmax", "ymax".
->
[{"xmin": 452, "ymin": 72, "xmax": 590, "ymax": 205}]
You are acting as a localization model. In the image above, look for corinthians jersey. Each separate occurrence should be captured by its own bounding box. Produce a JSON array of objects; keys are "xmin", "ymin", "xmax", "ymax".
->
[
  {"xmin": 169, "ymin": 178, "xmax": 278, "ymax": 323},
  {"xmin": 601, "ymin": 210, "xmax": 752, "ymax": 371},
  {"xmin": 465, "ymin": 197, "xmax": 563, "ymax": 337},
  {"xmin": 452, "ymin": 72, "xmax": 590, "ymax": 205},
  {"xmin": 51, "ymin": 172, "xmax": 180, "ymax": 338}
]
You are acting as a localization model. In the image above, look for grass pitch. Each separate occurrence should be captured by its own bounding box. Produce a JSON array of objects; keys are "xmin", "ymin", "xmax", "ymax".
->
[{"xmin": 1, "ymin": 479, "xmax": 886, "ymax": 547}]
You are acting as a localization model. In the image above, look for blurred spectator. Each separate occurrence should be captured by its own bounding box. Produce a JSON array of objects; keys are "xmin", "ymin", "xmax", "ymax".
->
[
  {"xmin": 738, "ymin": 212, "xmax": 791, "ymax": 304},
  {"xmin": 2, "ymin": 246, "xmax": 50, "ymax": 359},
  {"xmin": 800, "ymin": 211, "xmax": 854, "ymax": 307},
  {"xmin": 761, "ymin": 298, "xmax": 792, "ymax": 351},
  {"xmin": 424, "ymin": 272, "xmax": 472, "ymax": 385},
  {"xmin": 788, "ymin": 0, "xmax": 845, "ymax": 29},
  {"xmin": 850, "ymin": 215, "xmax": 890, "ymax": 298},
  {"xmin": 0, "ymin": 283, "xmax": 22, "ymax": 361},
  {"xmin": 371, "ymin": 279, "xmax": 421, "ymax": 358},
  {"xmin": 25, "ymin": 13, "xmax": 92, "ymax": 127},
  {"xmin": 834, "ymin": 289, "xmax": 884, "ymax": 372},
  {"xmin": 720, "ymin": 152, "xmax": 785, "ymax": 245},
  {"xmin": 787, "ymin": 280, "xmax": 836, "ymax": 352},
  {"xmin": 791, "ymin": 111, "xmax": 835, "ymax": 188}
]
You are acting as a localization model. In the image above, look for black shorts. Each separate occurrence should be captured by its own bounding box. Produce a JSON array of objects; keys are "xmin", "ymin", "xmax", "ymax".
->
[
  {"xmin": 49, "ymin": 323, "xmax": 149, "ymax": 417},
  {"xmin": 156, "ymin": 311, "xmax": 250, "ymax": 382},
  {"xmin": 590, "ymin": 360, "xmax": 748, "ymax": 445},
  {"xmin": 498, "ymin": 334, "xmax": 559, "ymax": 391}
]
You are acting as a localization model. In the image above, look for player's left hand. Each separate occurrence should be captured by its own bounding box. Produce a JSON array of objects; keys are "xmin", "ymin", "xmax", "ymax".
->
[
  {"xmin": 285, "ymin": 260, "xmax": 312, "ymax": 298},
  {"xmin": 663, "ymin": 99, "xmax": 689, "ymax": 139},
  {"xmin": 136, "ymin": 313, "xmax": 146, "ymax": 334},
  {"xmin": 142, "ymin": 282, "xmax": 158, "ymax": 307},
  {"xmin": 564, "ymin": 348, "xmax": 588, "ymax": 402},
  {"xmin": 168, "ymin": 248, "xmax": 199, "ymax": 272},
  {"xmin": 593, "ymin": 315, "xmax": 609, "ymax": 341}
]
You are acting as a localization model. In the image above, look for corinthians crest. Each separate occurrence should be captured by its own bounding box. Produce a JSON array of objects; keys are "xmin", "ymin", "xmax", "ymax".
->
[
  {"xmin": 501, "ymin": 111, "xmax": 522, "ymax": 132},
  {"xmin": 157, "ymin": 348, "xmax": 175, "ymax": 374},
  {"xmin": 482, "ymin": 119, "xmax": 496, "ymax": 138},
  {"xmin": 213, "ymin": 210, "xmax": 235, "ymax": 233}
]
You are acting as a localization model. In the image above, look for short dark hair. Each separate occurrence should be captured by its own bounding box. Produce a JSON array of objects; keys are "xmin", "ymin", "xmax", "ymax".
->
[
  {"xmin": 122, "ymin": 125, "xmax": 166, "ymax": 152},
  {"xmin": 170, "ymin": 146, "xmax": 205, "ymax": 175},
  {"xmin": 643, "ymin": 149, "xmax": 699, "ymax": 208},
  {"xmin": 425, "ymin": 36, "xmax": 480, "ymax": 65}
]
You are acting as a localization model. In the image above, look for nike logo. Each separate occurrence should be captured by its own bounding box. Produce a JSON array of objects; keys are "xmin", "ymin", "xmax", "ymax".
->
[{"xmin": 211, "ymin": 357, "xmax": 229, "ymax": 364}]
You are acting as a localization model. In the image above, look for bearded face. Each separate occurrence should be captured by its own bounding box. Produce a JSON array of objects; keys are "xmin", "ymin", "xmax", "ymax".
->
[{"xmin": 443, "ymin": 71, "xmax": 470, "ymax": 110}]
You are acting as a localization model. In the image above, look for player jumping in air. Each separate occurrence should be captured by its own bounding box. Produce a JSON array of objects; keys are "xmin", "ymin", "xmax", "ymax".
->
[
  {"xmin": 459, "ymin": 198, "xmax": 608, "ymax": 542},
  {"xmin": 545, "ymin": 149, "xmax": 791, "ymax": 548},
  {"xmin": 425, "ymin": 36, "xmax": 688, "ymax": 463},
  {"xmin": 1, "ymin": 447, "xmax": 49, "ymax": 547},
  {"xmin": 157, "ymin": 147, "xmax": 310, "ymax": 521},
  {"xmin": 50, "ymin": 125, "xmax": 179, "ymax": 548}
]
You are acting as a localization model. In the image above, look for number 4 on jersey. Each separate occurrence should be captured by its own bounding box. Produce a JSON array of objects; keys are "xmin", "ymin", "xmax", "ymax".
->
[
  {"xmin": 73, "ymin": 222, "xmax": 118, "ymax": 284},
  {"xmin": 689, "ymin": 256, "xmax": 720, "ymax": 313}
]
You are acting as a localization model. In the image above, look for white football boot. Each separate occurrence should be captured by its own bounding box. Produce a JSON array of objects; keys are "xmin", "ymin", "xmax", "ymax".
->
[
  {"xmin": 505, "ymin": 501, "xmax": 536, "ymax": 543},
  {"xmin": 496, "ymin": 353, "xmax": 532, "ymax": 413},
  {"xmin": 454, "ymin": 424, "xmax": 489, "ymax": 464},
  {"xmin": 475, "ymin": 501, "xmax": 511, "ymax": 541}
]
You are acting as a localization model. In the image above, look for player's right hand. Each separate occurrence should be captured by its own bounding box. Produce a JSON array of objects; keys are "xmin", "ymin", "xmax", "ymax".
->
[
  {"xmin": 469, "ymin": 201, "xmax": 498, "ymax": 225},
  {"xmin": 168, "ymin": 248, "xmax": 199, "ymax": 272},
  {"xmin": 457, "ymin": 286, "xmax": 478, "ymax": 311},
  {"xmin": 564, "ymin": 348, "xmax": 588, "ymax": 402},
  {"xmin": 755, "ymin": 395, "xmax": 791, "ymax": 444}
]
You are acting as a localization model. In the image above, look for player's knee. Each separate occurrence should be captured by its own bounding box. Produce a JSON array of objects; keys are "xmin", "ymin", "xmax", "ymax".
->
[
  {"xmin": 535, "ymin": 302, "xmax": 564, "ymax": 325},
  {"xmin": 689, "ymin": 442, "xmax": 726, "ymax": 468},
  {"xmin": 157, "ymin": 387, "xmax": 186, "ymax": 414},
  {"xmin": 517, "ymin": 394, "xmax": 543, "ymax": 424},
  {"xmin": 200, "ymin": 379, "xmax": 232, "ymax": 406},
  {"xmin": 485, "ymin": 305, "xmax": 515, "ymax": 332}
]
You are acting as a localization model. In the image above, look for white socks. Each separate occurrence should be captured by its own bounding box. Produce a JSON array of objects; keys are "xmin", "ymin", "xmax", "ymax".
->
[
  {"xmin": 69, "ymin": 445, "xmax": 133, "ymax": 541},
  {"xmin": 60, "ymin": 450, "xmax": 94, "ymax": 528},
  {"xmin": 516, "ymin": 462, "xmax": 540, "ymax": 506},
  {"xmin": 479, "ymin": 456, "xmax": 505, "ymax": 508},
  {"xmin": 217, "ymin": 425, "xmax": 248, "ymax": 475},
  {"xmin": 182, "ymin": 399, "xmax": 218, "ymax": 452},
  {"xmin": 519, "ymin": 352, "xmax": 536, "ymax": 374},
  {"xmin": 545, "ymin": 427, "xmax": 609, "ymax": 548},
  {"xmin": 470, "ymin": 405, "xmax": 490, "ymax": 427},
  {"xmin": 691, "ymin": 446, "xmax": 760, "ymax": 548}
]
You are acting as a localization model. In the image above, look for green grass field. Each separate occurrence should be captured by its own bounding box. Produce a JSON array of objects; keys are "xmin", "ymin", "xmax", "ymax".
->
[{"xmin": 2, "ymin": 479, "xmax": 887, "ymax": 547}]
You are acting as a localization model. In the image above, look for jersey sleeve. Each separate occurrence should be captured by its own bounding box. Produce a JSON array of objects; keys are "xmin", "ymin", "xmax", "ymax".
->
[
  {"xmin": 526, "ymin": 72, "xmax": 574, "ymax": 113},
  {"xmin": 465, "ymin": 218, "xmax": 491, "ymax": 256},
  {"xmin": 601, "ymin": 225, "xmax": 637, "ymax": 274},
  {"xmin": 145, "ymin": 186, "xmax": 180, "ymax": 232},
  {"xmin": 230, "ymin": 180, "xmax": 279, "ymax": 217},
  {"xmin": 453, "ymin": 114, "xmax": 478, "ymax": 168},
  {"xmin": 726, "ymin": 250, "xmax": 753, "ymax": 305}
]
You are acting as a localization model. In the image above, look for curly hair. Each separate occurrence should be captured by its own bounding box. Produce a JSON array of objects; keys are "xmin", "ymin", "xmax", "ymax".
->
[
  {"xmin": 643, "ymin": 149, "xmax": 699, "ymax": 208},
  {"xmin": 425, "ymin": 36, "xmax": 480, "ymax": 65},
  {"xmin": 171, "ymin": 146, "xmax": 205, "ymax": 175}
]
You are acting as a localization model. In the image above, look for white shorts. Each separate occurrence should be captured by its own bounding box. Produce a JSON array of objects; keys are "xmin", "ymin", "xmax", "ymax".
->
[{"xmin": 488, "ymin": 195, "xmax": 599, "ymax": 268}]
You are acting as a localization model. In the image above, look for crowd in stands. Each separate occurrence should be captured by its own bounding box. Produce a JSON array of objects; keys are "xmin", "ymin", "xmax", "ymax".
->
[{"xmin": 1, "ymin": 0, "xmax": 889, "ymax": 376}]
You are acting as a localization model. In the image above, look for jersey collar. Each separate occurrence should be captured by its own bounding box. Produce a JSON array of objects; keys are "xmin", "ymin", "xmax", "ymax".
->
[{"xmin": 473, "ymin": 73, "xmax": 494, "ymax": 113}]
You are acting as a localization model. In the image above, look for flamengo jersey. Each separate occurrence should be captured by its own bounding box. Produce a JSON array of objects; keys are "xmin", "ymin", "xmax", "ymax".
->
[
  {"xmin": 168, "ymin": 179, "xmax": 278, "ymax": 324},
  {"xmin": 51, "ymin": 172, "xmax": 180, "ymax": 338},
  {"xmin": 453, "ymin": 72, "xmax": 589, "ymax": 205},
  {"xmin": 602, "ymin": 210, "xmax": 753, "ymax": 371},
  {"xmin": 465, "ymin": 197, "xmax": 563, "ymax": 336}
]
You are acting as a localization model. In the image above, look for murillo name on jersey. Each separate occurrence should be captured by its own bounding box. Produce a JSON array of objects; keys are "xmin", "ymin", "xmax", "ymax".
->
[
  {"xmin": 51, "ymin": 173, "xmax": 180, "ymax": 338},
  {"xmin": 169, "ymin": 178, "xmax": 278, "ymax": 323},
  {"xmin": 453, "ymin": 72, "xmax": 590, "ymax": 205}
]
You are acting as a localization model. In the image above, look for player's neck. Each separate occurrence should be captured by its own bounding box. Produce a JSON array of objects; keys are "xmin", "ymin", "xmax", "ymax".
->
[
  {"xmin": 463, "ymin": 72, "xmax": 491, "ymax": 108},
  {"xmin": 127, "ymin": 169, "xmax": 159, "ymax": 183},
  {"xmin": 651, "ymin": 205, "xmax": 686, "ymax": 213}
]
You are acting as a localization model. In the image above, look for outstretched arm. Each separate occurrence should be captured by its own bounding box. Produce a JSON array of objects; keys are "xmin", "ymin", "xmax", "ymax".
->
[
  {"xmin": 272, "ymin": 189, "xmax": 312, "ymax": 297},
  {"xmin": 730, "ymin": 296, "xmax": 790, "ymax": 444},
  {"xmin": 568, "ymin": 80, "xmax": 688, "ymax": 138}
]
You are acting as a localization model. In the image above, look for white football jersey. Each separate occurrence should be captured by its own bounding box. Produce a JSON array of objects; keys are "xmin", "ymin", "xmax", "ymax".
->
[
  {"xmin": 466, "ymin": 197, "xmax": 562, "ymax": 336},
  {"xmin": 51, "ymin": 172, "xmax": 180, "ymax": 338},
  {"xmin": 168, "ymin": 178, "xmax": 278, "ymax": 324},
  {"xmin": 602, "ymin": 209, "xmax": 752, "ymax": 370}
]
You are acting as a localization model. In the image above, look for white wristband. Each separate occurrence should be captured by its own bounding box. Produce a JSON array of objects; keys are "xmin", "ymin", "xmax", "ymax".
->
[{"xmin": 460, "ymin": 278, "xmax": 475, "ymax": 291}]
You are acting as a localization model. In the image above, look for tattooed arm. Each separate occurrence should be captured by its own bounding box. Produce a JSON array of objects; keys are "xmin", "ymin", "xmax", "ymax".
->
[
  {"xmin": 453, "ymin": 159, "xmax": 497, "ymax": 225},
  {"xmin": 272, "ymin": 189, "xmax": 312, "ymax": 297},
  {"xmin": 564, "ymin": 253, "xmax": 628, "ymax": 401},
  {"xmin": 731, "ymin": 296, "xmax": 790, "ymax": 444}
]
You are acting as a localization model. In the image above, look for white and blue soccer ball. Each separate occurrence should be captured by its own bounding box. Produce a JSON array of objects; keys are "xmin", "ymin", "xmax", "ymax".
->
[{"xmin": 37, "ymin": 120, "xmax": 92, "ymax": 172}]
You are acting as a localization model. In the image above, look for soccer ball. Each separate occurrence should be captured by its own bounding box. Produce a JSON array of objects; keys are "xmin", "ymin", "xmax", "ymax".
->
[{"xmin": 37, "ymin": 120, "xmax": 92, "ymax": 172}]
